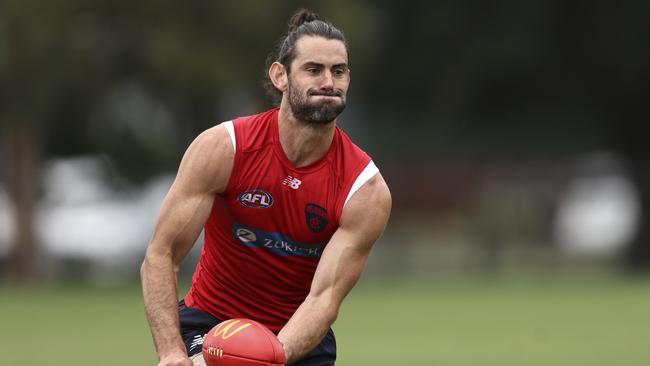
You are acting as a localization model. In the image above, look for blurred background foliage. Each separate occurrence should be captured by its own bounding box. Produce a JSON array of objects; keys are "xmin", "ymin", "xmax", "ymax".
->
[{"xmin": 2, "ymin": 0, "xmax": 650, "ymax": 281}]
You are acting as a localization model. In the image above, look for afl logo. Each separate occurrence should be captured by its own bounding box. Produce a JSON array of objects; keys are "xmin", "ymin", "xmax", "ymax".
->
[{"xmin": 238, "ymin": 189, "xmax": 274, "ymax": 208}]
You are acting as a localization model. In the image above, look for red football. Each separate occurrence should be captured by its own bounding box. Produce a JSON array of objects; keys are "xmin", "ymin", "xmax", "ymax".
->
[{"xmin": 202, "ymin": 318, "xmax": 286, "ymax": 366}]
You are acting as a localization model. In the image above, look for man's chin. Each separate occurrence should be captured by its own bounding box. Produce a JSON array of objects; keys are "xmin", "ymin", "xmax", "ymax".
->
[{"xmin": 309, "ymin": 107, "xmax": 345, "ymax": 124}]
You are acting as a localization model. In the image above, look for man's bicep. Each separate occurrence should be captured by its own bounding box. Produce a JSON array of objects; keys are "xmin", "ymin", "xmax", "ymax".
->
[
  {"xmin": 309, "ymin": 174, "xmax": 392, "ymax": 301},
  {"xmin": 338, "ymin": 173, "xmax": 391, "ymax": 251},
  {"xmin": 148, "ymin": 184, "xmax": 215, "ymax": 264},
  {"xmin": 147, "ymin": 125, "xmax": 234, "ymax": 264}
]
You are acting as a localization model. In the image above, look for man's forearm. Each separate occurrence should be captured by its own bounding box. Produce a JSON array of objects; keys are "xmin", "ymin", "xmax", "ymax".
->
[
  {"xmin": 277, "ymin": 297, "xmax": 338, "ymax": 364},
  {"xmin": 141, "ymin": 253, "xmax": 186, "ymax": 359}
]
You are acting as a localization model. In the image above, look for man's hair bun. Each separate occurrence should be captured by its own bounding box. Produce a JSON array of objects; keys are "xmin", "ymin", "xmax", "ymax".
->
[{"xmin": 287, "ymin": 8, "xmax": 321, "ymax": 33}]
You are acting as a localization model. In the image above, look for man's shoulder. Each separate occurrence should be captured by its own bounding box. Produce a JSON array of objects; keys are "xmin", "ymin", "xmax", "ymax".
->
[
  {"xmin": 194, "ymin": 123, "xmax": 232, "ymax": 149},
  {"xmin": 175, "ymin": 123, "xmax": 234, "ymax": 194}
]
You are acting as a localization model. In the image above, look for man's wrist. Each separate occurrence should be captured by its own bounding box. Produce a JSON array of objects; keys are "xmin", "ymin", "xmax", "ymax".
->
[
  {"xmin": 279, "ymin": 339, "xmax": 293, "ymax": 364},
  {"xmin": 158, "ymin": 346, "xmax": 189, "ymax": 361},
  {"xmin": 157, "ymin": 352, "xmax": 192, "ymax": 366}
]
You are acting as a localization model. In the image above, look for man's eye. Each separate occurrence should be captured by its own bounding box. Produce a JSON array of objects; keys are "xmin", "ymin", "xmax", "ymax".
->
[{"xmin": 307, "ymin": 68, "xmax": 319, "ymax": 74}]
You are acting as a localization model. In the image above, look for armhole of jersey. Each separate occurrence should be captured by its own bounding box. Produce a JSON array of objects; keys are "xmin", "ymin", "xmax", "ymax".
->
[
  {"xmin": 223, "ymin": 120, "xmax": 236, "ymax": 153},
  {"xmin": 343, "ymin": 160, "xmax": 379, "ymax": 208},
  {"xmin": 222, "ymin": 120, "xmax": 238, "ymax": 195}
]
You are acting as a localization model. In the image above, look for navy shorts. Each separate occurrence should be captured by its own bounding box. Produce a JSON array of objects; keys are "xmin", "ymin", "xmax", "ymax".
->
[{"xmin": 179, "ymin": 300, "xmax": 336, "ymax": 366}]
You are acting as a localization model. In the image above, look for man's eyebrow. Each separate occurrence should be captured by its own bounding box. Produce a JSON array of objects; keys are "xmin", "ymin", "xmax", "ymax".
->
[
  {"xmin": 301, "ymin": 61, "xmax": 349, "ymax": 69},
  {"xmin": 302, "ymin": 61, "xmax": 324, "ymax": 68}
]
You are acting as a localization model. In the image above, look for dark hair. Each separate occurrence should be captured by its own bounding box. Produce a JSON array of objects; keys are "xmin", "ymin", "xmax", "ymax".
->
[{"xmin": 264, "ymin": 8, "xmax": 349, "ymax": 104}]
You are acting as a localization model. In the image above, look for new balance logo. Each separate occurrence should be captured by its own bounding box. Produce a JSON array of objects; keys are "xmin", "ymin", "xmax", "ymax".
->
[
  {"xmin": 189, "ymin": 334, "xmax": 204, "ymax": 351},
  {"xmin": 283, "ymin": 176, "xmax": 302, "ymax": 190}
]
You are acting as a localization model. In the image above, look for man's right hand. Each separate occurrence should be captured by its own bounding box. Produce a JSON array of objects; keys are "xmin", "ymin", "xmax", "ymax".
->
[{"xmin": 158, "ymin": 354, "xmax": 194, "ymax": 366}]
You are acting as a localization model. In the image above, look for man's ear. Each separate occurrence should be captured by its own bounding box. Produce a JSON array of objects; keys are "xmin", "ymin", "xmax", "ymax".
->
[{"xmin": 269, "ymin": 62, "xmax": 288, "ymax": 92}]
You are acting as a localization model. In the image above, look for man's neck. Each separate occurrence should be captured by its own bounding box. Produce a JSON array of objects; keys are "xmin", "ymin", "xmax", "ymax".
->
[{"xmin": 277, "ymin": 103, "xmax": 336, "ymax": 168}]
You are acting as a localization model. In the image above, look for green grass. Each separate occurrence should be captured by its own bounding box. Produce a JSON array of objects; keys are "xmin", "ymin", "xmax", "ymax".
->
[
  {"xmin": 2, "ymin": 274, "xmax": 650, "ymax": 365},
  {"xmin": 336, "ymin": 274, "xmax": 650, "ymax": 366},
  {"xmin": 0, "ymin": 284, "xmax": 156, "ymax": 365}
]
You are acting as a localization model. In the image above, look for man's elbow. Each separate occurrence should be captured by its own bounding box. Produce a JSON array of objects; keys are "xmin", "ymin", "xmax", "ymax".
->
[
  {"xmin": 305, "ymin": 294, "xmax": 341, "ymax": 324},
  {"xmin": 139, "ymin": 258, "xmax": 149, "ymax": 280},
  {"xmin": 140, "ymin": 245, "xmax": 178, "ymax": 278},
  {"xmin": 140, "ymin": 253, "xmax": 153, "ymax": 282},
  {"xmin": 328, "ymin": 308, "xmax": 340, "ymax": 324}
]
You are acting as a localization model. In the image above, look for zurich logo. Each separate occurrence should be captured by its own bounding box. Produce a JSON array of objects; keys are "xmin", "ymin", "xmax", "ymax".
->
[{"xmin": 238, "ymin": 189, "xmax": 273, "ymax": 208}]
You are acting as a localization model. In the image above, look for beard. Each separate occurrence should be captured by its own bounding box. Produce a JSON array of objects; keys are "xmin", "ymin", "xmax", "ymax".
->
[{"xmin": 287, "ymin": 80, "xmax": 346, "ymax": 125}]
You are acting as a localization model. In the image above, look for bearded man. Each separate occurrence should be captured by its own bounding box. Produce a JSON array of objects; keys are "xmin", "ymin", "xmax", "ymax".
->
[{"xmin": 141, "ymin": 8, "xmax": 391, "ymax": 366}]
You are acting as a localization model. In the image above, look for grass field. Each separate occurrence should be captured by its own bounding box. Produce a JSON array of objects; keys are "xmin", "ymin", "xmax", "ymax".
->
[{"xmin": 1, "ymin": 273, "xmax": 649, "ymax": 366}]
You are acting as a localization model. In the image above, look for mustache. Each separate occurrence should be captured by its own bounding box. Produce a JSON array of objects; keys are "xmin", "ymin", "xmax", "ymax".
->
[{"xmin": 308, "ymin": 90, "xmax": 343, "ymax": 97}]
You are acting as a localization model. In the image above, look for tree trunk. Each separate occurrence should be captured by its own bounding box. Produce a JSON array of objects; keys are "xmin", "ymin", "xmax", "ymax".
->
[{"xmin": 7, "ymin": 125, "xmax": 42, "ymax": 282}]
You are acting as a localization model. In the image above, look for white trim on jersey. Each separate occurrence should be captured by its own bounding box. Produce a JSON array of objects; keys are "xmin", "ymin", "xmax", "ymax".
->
[
  {"xmin": 343, "ymin": 160, "xmax": 379, "ymax": 208},
  {"xmin": 223, "ymin": 120, "xmax": 236, "ymax": 153}
]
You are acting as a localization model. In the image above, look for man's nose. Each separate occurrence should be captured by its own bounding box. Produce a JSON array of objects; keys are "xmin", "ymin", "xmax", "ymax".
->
[{"xmin": 319, "ymin": 71, "xmax": 334, "ymax": 89}]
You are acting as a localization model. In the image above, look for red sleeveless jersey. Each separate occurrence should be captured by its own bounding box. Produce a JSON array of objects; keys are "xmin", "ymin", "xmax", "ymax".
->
[{"xmin": 184, "ymin": 108, "xmax": 377, "ymax": 332}]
